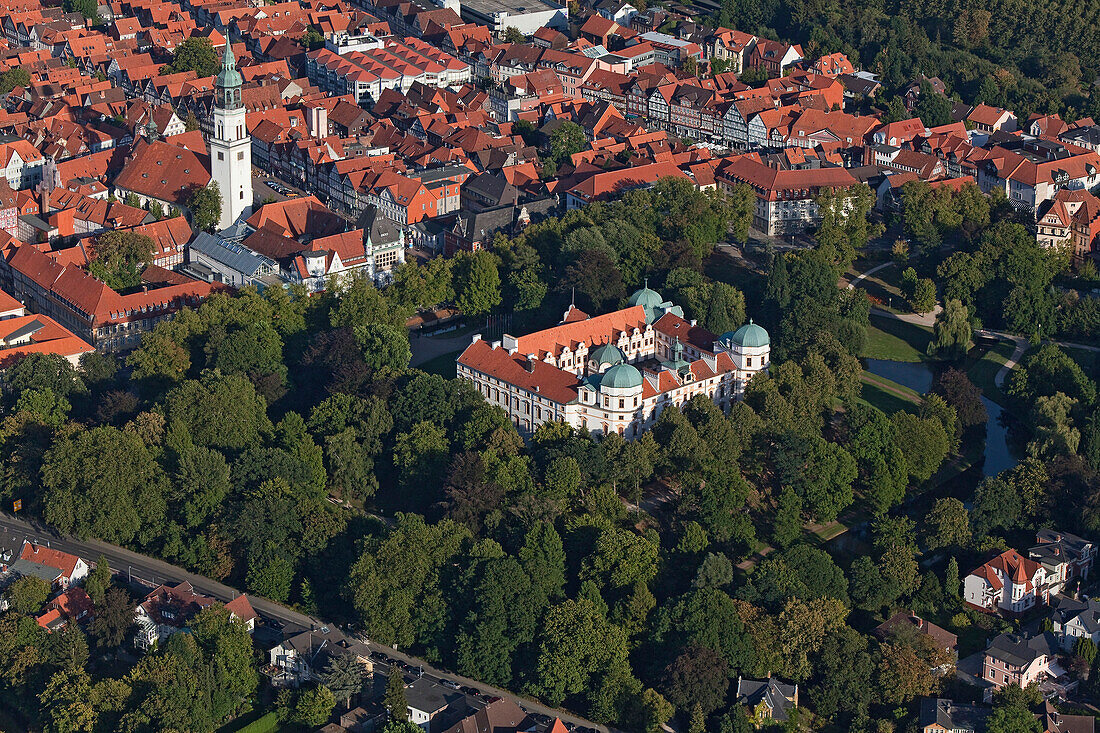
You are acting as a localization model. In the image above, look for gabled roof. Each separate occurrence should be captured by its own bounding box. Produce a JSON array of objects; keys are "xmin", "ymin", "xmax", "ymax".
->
[{"xmin": 19, "ymin": 542, "xmax": 82, "ymax": 578}]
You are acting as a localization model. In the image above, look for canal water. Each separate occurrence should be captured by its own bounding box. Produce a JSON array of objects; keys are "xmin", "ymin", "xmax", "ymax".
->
[{"xmin": 863, "ymin": 358, "xmax": 1019, "ymax": 477}]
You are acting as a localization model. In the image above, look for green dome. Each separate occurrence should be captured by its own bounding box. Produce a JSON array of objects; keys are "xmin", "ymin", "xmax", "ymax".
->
[
  {"xmin": 628, "ymin": 285, "xmax": 663, "ymax": 311},
  {"xmin": 601, "ymin": 363, "xmax": 643, "ymax": 390},
  {"xmin": 728, "ymin": 319, "xmax": 770, "ymax": 348},
  {"xmin": 589, "ymin": 343, "xmax": 624, "ymax": 367}
]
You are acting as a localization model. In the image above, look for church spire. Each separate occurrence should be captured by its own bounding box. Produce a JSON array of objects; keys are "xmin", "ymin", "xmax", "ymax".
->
[{"xmin": 215, "ymin": 42, "xmax": 243, "ymax": 110}]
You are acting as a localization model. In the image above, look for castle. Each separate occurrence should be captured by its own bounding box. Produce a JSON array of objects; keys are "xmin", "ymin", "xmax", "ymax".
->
[{"xmin": 456, "ymin": 284, "xmax": 771, "ymax": 438}]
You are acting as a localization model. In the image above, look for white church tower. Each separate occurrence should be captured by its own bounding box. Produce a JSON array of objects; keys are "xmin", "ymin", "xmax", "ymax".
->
[{"xmin": 209, "ymin": 43, "xmax": 252, "ymax": 230}]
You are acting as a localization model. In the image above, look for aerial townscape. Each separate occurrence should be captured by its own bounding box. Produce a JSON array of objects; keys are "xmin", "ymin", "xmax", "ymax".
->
[{"xmin": 0, "ymin": 0, "xmax": 1100, "ymax": 729}]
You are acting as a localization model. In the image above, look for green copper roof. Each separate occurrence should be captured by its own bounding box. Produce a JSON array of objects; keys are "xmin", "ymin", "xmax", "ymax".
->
[
  {"xmin": 601, "ymin": 363, "xmax": 643, "ymax": 389},
  {"xmin": 216, "ymin": 43, "xmax": 243, "ymax": 89},
  {"xmin": 628, "ymin": 285, "xmax": 663, "ymax": 310},
  {"xmin": 589, "ymin": 343, "xmax": 625, "ymax": 367},
  {"xmin": 727, "ymin": 319, "xmax": 770, "ymax": 348}
]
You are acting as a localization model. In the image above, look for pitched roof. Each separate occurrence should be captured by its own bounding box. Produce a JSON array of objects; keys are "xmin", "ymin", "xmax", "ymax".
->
[
  {"xmin": 112, "ymin": 138, "xmax": 211, "ymax": 206},
  {"xmin": 19, "ymin": 542, "xmax": 82, "ymax": 578}
]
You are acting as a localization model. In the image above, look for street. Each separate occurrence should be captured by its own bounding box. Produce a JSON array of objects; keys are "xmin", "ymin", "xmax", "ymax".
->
[{"xmin": 0, "ymin": 511, "xmax": 615, "ymax": 733}]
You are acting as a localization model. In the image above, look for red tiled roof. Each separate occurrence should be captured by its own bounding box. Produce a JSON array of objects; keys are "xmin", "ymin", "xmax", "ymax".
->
[
  {"xmin": 113, "ymin": 139, "xmax": 211, "ymax": 206},
  {"xmin": 458, "ymin": 338, "xmax": 579, "ymax": 404},
  {"xmin": 512, "ymin": 304, "xmax": 648, "ymax": 359},
  {"xmin": 652, "ymin": 312, "xmax": 717, "ymax": 349},
  {"xmin": 20, "ymin": 543, "xmax": 82, "ymax": 579},
  {"xmin": 224, "ymin": 594, "xmax": 257, "ymax": 623}
]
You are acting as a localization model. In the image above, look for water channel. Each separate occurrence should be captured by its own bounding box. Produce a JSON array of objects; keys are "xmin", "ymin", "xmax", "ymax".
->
[{"xmin": 863, "ymin": 358, "xmax": 1020, "ymax": 478}]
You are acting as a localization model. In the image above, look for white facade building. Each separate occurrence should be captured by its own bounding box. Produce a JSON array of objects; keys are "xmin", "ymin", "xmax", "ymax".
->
[{"xmin": 457, "ymin": 286, "xmax": 770, "ymax": 438}]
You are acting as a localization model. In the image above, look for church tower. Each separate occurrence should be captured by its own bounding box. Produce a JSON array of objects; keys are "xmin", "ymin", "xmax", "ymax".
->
[{"xmin": 208, "ymin": 43, "xmax": 252, "ymax": 230}]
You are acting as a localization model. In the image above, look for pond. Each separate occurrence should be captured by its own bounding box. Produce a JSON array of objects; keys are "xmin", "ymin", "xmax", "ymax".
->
[{"xmin": 863, "ymin": 358, "xmax": 1019, "ymax": 478}]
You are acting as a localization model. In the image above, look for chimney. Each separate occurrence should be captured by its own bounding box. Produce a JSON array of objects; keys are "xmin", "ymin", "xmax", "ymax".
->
[{"xmin": 524, "ymin": 353, "xmax": 536, "ymax": 372}]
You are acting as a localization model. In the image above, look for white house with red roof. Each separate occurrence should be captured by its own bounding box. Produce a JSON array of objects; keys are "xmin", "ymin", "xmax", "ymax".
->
[
  {"xmin": 134, "ymin": 581, "xmax": 257, "ymax": 651},
  {"xmin": 457, "ymin": 284, "xmax": 770, "ymax": 438},
  {"xmin": 964, "ymin": 548, "xmax": 1057, "ymax": 616},
  {"xmin": 15, "ymin": 542, "xmax": 89, "ymax": 589}
]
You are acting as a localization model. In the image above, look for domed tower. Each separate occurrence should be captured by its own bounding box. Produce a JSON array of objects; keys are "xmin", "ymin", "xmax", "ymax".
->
[
  {"xmin": 717, "ymin": 319, "xmax": 771, "ymax": 372},
  {"xmin": 209, "ymin": 43, "xmax": 253, "ymax": 230},
  {"xmin": 587, "ymin": 343, "xmax": 625, "ymax": 374},
  {"xmin": 627, "ymin": 280, "xmax": 683, "ymax": 324}
]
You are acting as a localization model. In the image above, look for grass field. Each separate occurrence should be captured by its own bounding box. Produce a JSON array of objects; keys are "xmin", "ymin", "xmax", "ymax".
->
[
  {"xmin": 862, "ymin": 313, "xmax": 933, "ymax": 362},
  {"xmin": 417, "ymin": 349, "xmax": 461, "ymax": 377},
  {"xmin": 966, "ymin": 340, "xmax": 1016, "ymax": 406},
  {"xmin": 858, "ymin": 371, "xmax": 922, "ymax": 415}
]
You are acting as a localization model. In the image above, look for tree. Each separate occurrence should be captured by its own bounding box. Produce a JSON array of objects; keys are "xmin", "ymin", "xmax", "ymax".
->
[
  {"xmin": 91, "ymin": 587, "xmax": 134, "ymax": 650},
  {"xmin": 934, "ymin": 368, "xmax": 987, "ymax": 432},
  {"xmin": 986, "ymin": 700, "xmax": 1042, "ymax": 733},
  {"xmin": 703, "ymin": 283, "xmax": 746, "ymax": 335},
  {"xmin": 641, "ymin": 688, "xmax": 673, "ymax": 733},
  {"xmin": 549, "ymin": 121, "xmax": 587, "ymax": 165},
  {"xmin": 0, "ymin": 67, "xmax": 30, "ymax": 94},
  {"xmin": 354, "ymin": 323, "xmax": 411, "ymax": 373},
  {"xmin": 1075, "ymin": 637, "xmax": 1098, "ymax": 666},
  {"xmin": 84, "ymin": 555, "xmax": 111, "ymax": 605},
  {"xmin": 453, "ymin": 250, "xmax": 502, "ymax": 316},
  {"xmin": 914, "ymin": 81, "xmax": 954, "ymax": 127},
  {"xmin": 772, "ymin": 486, "xmax": 803, "ymax": 547},
  {"xmin": 929, "ymin": 299, "xmax": 973, "ymax": 360},
  {"xmin": 41, "ymin": 426, "xmax": 168, "ymax": 544},
  {"xmin": 924, "ymin": 497, "xmax": 971, "ymax": 550},
  {"xmin": 165, "ymin": 36, "xmax": 219, "ymax": 77},
  {"xmin": 295, "ymin": 684, "xmax": 336, "ymax": 727},
  {"xmin": 529, "ymin": 598, "xmax": 633, "ymax": 707},
  {"xmin": 693, "ymin": 552, "xmax": 734, "ymax": 589},
  {"xmin": 189, "ymin": 182, "xmax": 222, "ymax": 233},
  {"xmin": 320, "ymin": 652, "xmax": 365, "ymax": 710},
  {"xmin": 877, "ymin": 641, "xmax": 939, "ymax": 704},
  {"xmin": 503, "ymin": 26, "xmax": 525, "ymax": 43},
  {"xmin": 384, "ymin": 671, "xmax": 409, "ymax": 721},
  {"xmin": 39, "ymin": 667, "xmax": 98, "ymax": 733},
  {"xmin": 661, "ymin": 646, "xmax": 729, "ymax": 715},
  {"xmin": 891, "ymin": 412, "xmax": 951, "ymax": 482},
  {"xmin": 127, "ymin": 330, "xmax": 191, "ymax": 384},
  {"xmin": 5, "ymin": 575, "xmax": 50, "ymax": 615},
  {"xmin": 945, "ymin": 557, "xmax": 960, "ymax": 597},
  {"xmin": 89, "ymin": 231, "xmax": 154, "ymax": 291}
]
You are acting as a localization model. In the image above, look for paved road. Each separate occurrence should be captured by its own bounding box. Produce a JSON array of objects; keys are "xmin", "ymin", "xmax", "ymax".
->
[{"xmin": 0, "ymin": 511, "xmax": 616, "ymax": 733}]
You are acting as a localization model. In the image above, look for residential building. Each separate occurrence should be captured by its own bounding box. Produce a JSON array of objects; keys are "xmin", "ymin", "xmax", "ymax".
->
[
  {"xmin": 981, "ymin": 631, "xmax": 1059, "ymax": 692},
  {"xmin": 186, "ymin": 231, "xmax": 281, "ymax": 287},
  {"xmin": 36, "ymin": 587, "xmax": 94, "ymax": 632},
  {"xmin": 735, "ymin": 677, "xmax": 798, "ymax": 723},
  {"xmin": 715, "ymin": 154, "xmax": 860, "ymax": 236},
  {"xmin": 1048, "ymin": 595, "xmax": 1100, "ymax": 651},
  {"xmin": 266, "ymin": 626, "xmax": 372, "ymax": 688},
  {"xmin": 6, "ymin": 244, "xmax": 221, "ymax": 351},
  {"xmin": 457, "ymin": 285, "xmax": 770, "ymax": 437},
  {"xmin": 404, "ymin": 678, "xmax": 468, "ymax": 733},
  {"xmin": 875, "ymin": 611, "xmax": 958, "ymax": 655},
  {"xmin": 134, "ymin": 581, "xmax": 256, "ymax": 651},
  {"xmin": 13, "ymin": 542, "xmax": 89, "ymax": 589},
  {"xmin": 964, "ymin": 548, "xmax": 1054, "ymax": 615},
  {"xmin": 1029, "ymin": 529, "xmax": 1096, "ymax": 587},
  {"xmin": 441, "ymin": 699, "xmax": 532, "ymax": 733},
  {"xmin": 918, "ymin": 698, "xmax": 989, "ymax": 733},
  {"xmin": 0, "ymin": 139, "xmax": 46, "ymax": 190}
]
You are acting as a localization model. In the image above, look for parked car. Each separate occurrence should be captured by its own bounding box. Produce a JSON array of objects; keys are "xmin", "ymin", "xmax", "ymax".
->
[{"xmin": 440, "ymin": 679, "xmax": 460, "ymax": 690}]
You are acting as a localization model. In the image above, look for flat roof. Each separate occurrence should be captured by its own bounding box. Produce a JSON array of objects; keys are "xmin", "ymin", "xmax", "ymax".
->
[{"xmin": 461, "ymin": 0, "xmax": 563, "ymax": 16}]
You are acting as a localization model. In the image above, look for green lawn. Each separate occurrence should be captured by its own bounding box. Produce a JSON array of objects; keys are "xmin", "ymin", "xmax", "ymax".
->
[
  {"xmin": 966, "ymin": 340, "xmax": 1016, "ymax": 406},
  {"xmin": 417, "ymin": 349, "xmax": 461, "ymax": 378},
  {"xmin": 858, "ymin": 371, "xmax": 922, "ymax": 415},
  {"xmin": 1061, "ymin": 344, "xmax": 1098, "ymax": 374},
  {"xmin": 862, "ymin": 314, "xmax": 933, "ymax": 362}
]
